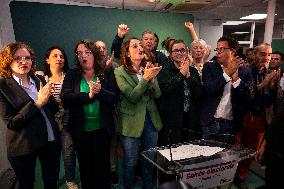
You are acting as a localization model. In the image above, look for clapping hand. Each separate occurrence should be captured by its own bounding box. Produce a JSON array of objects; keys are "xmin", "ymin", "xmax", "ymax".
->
[
  {"xmin": 180, "ymin": 57, "xmax": 191, "ymax": 78},
  {"xmin": 143, "ymin": 62, "xmax": 162, "ymax": 82},
  {"xmin": 225, "ymin": 56, "xmax": 241, "ymax": 77},
  {"xmin": 88, "ymin": 79, "xmax": 101, "ymax": 99},
  {"xmin": 35, "ymin": 82, "xmax": 52, "ymax": 108},
  {"xmin": 258, "ymin": 70, "xmax": 278, "ymax": 90},
  {"xmin": 106, "ymin": 51, "xmax": 115, "ymax": 68},
  {"xmin": 203, "ymin": 45, "xmax": 211, "ymax": 62},
  {"xmin": 118, "ymin": 24, "xmax": 129, "ymax": 38},
  {"xmin": 269, "ymin": 68, "xmax": 281, "ymax": 87}
]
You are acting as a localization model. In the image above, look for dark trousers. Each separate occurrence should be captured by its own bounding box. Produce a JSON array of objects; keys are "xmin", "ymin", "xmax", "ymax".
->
[
  {"xmin": 8, "ymin": 141, "xmax": 61, "ymax": 189},
  {"xmin": 265, "ymin": 151, "xmax": 284, "ymax": 189},
  {"xmin": 61, "ymin": 127, "xmax": 77, "ymax": 181},
  {"xmin": 74, "ymin": 128, "xmax": 111, "ymax": 189}
]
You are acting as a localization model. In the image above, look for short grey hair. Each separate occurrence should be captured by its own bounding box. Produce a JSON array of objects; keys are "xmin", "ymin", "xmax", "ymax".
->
[{"xmin": 191, "ymin": 39, "xmax": 207, "ymax": 48}]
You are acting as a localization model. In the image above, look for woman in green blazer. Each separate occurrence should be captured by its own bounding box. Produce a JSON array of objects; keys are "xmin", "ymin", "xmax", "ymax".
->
[{"xmin": 114, "ymin": 37, "xmax": 162, "ymax": 189}]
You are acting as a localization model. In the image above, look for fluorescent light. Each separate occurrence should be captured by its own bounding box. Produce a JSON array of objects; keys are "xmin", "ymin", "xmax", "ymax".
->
[
  {"xmin": 223, "ymin": 21, "xmax": 247, "ymax": 25},
  {"xmin": 232, "ymin": 32, "xmax": 250, "ymax": 34},
  {"xmin": 240, "ymin": 14, "xmax": 277, "ymax": 20},
  {"xmin": 238, "ymin": 41, "xmax": 251, "ymax": 45}
]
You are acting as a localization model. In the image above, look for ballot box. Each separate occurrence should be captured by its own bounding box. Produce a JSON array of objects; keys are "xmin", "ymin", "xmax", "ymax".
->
[{"xmin": 141, "ymin": 140, "xmax": 256, "ymax": 189}]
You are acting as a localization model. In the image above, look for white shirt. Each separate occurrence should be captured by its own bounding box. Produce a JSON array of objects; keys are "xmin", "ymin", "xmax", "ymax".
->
[
  {"xmin": 214, "ymin": 69, "xmax": 241, "ymax": 120},
  {"xmin": 136, "ymin": 67, "xmax": 144, "ymax": 81}
]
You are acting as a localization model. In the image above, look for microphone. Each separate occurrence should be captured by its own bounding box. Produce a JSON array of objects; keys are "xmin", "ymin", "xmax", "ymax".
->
[
  {"xmin": 168, "ymin": 129, "xmax": 173, "ymax": 162},
  {"xmin": 162, "ymin": 129, "xmax": 189, "ymax": 189},
  {"xmin": 167, "ymin": 129, "xmax": 178, "ymax": 171}
]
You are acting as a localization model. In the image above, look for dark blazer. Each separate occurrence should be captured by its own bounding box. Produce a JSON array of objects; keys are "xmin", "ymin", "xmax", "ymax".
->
[
  {"xmin": 61, "ymin": 68, "xmax": 118, "ymax": 140},
  {"xmin": 157, "ymin": 62, "xmax": 202, "ymax": 132},
  {"xmin": 200, "ymin": 60, "xmax": 255, "ymax": 132},
  {"xmin": 0, "ymin": 75, "xmax": 59, "ymax": 157},
  {"xmin": 265, "ymin": 98, "xmax": 284, "ymax": 155}
]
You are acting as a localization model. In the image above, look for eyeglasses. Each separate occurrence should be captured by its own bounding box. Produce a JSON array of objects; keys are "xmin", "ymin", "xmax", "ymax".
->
[
  {"xmin": 13, "ymin": 56, "xmax": 32, "ymax": 62},
  {"xmin": 172, "ymin": 48, "xmax": 187, "ymax": 54},
  {"xmin": 76, "ymin": 50, "xmax": 92, "ymax": 57},
  {"xmin": 214, "ymin": 47, "xmax": 231, "ymax": 53}
]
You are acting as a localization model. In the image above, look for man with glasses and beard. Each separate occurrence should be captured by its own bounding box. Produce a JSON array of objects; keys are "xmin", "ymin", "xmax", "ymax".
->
[{"xmin": 200, "ymin": 37, "xmax": 254, "ymax": 145}]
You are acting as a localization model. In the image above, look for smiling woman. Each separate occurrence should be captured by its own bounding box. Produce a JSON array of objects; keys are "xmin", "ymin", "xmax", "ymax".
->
[
  {"xmin": 0, "ymin": 42, "xmax": 61, "ymax": 189},
  {"xmin": 114, "ymin": 37, "xmax": 163, "ymax": 189}
]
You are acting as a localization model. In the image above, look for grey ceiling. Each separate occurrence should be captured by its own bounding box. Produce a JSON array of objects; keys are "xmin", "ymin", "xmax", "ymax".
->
[{"xmin": 66, "ymin": 0, "xmax": 284, "ymax": 23}]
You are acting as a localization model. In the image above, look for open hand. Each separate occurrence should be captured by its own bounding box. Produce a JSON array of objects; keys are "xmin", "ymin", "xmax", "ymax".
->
[
  {"xmin": 143, "ymin": 65, "xmax": 162, "ymax": 81},
  {"xmin": 118, "ymin": 24, "xmax": 129, "ymax": 38},
  {"xmin": 35, "ymin": 82, "xmax": 52, "ymax": 108},
  {"xmin": 106, "ymin": 51, "xmax": 115, "ymax": 68}
]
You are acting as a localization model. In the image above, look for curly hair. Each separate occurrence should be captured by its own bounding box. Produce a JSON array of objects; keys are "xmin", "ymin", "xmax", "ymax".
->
[
  {"xmin": 43, "ymin": 46, "xmax": 69, "ymax": 77},
  {"xmin": 118, "ymin": 37, "xmax": 147, "ymax": 74},
  {"xmin": 0, "ymin": 42, "xmax": 36, "ymax": 79},
  {"xmin": 74, "ymin": 39, "xmax": 105, "ymax": 79}
]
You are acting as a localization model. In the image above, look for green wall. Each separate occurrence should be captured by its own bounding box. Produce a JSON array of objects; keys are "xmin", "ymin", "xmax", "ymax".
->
[
  {"xmin": 272, "ymin": 39, "xmax": 284, "ymax": 54},
  {"xmin": 10, "ymin": 1, "xmax": 193, "ymax": 69}
]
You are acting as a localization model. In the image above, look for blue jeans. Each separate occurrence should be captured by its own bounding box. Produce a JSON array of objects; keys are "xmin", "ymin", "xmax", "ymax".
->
[
  {"xmin": 61, "ymin": 127, "xmax": 77, "ymax": 181},
  {"xmin": 121, "ymin": 112, "xmax": 158, "ymax": 189},
  {"xmin": 201, "ymin": 119, "xmax": 235, "ymax": 144}
]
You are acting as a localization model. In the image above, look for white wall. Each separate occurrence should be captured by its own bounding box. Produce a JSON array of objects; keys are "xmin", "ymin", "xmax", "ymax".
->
[
  {"xmin": 194, "ymin": 19, "xmax": 223, "ymax": 60},
  {"xmin": 0, "ymin": 0, "xmax": 14, "ymax": 177},
  {"xmin": 0, "ymin": 0, "xmax": 15, "ymax": 49}
]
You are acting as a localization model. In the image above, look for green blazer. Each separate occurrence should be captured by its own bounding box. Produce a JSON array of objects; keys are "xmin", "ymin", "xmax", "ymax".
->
[{"xmin": 114, "ymin": 66, "xmax": 163, "ymax": 137}]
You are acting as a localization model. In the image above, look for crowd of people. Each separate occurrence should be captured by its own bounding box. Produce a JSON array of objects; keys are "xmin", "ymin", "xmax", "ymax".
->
[{"xmin": 0, "ymin": 21, "xmax": 283, "ymax": 189}]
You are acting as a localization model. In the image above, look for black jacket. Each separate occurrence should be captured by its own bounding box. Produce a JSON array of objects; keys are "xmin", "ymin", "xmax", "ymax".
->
[
  {"xmin": 157, "ymin": 62, "xmax": 202, "ymax": 133},
  {"xmin": 61, "ymin": 68, "xmax": 118, "ymax": 140},
  {"xmin": 0, "ymin": 75, "xmax": 59, "ymax": 157},
  {"xmin": 200, "ymin": 60, "xmax": 255, "ymax": 132},
  {"xmin": 265, "ymin": 99, "xmax": 284, "ymax": 155}
]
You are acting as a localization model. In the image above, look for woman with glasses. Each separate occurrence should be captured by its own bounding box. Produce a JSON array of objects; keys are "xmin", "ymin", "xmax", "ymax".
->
[
  {"xmin": 157, "ymin": 39, "xmax": 202, "ymax": 146},
  {"xmin": 61, "ymin": 39, "xmax": 117, "ymax": 189},
  {"xmin": 36, "ymin": 46, "xmax": 79, "ymax": 189},
  {"xmin": 0, "ymin": 42, "xmax": 60, "ymax": 189},
  {"xmin": 114, "ymin": 37, "xmax": 162, "ymax": 189}
]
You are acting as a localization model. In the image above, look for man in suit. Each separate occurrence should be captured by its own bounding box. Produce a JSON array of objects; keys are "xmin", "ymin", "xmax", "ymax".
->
[
  {"xmin": 200, "ymin": 37, "xmax": 254, "ymax": 145},
  {"xmin": 235, "ymin": 43, "xmax": 276, "ymax": 189}
]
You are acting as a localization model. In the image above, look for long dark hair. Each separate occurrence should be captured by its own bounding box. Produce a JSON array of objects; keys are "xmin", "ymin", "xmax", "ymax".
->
[
  {"xmin": 43, "ymin": 46, "xmax": 69, "ymax": 77},
  {"xmin": 74, "ymin": 39, "xmax": 105, "ymax": 78}
]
